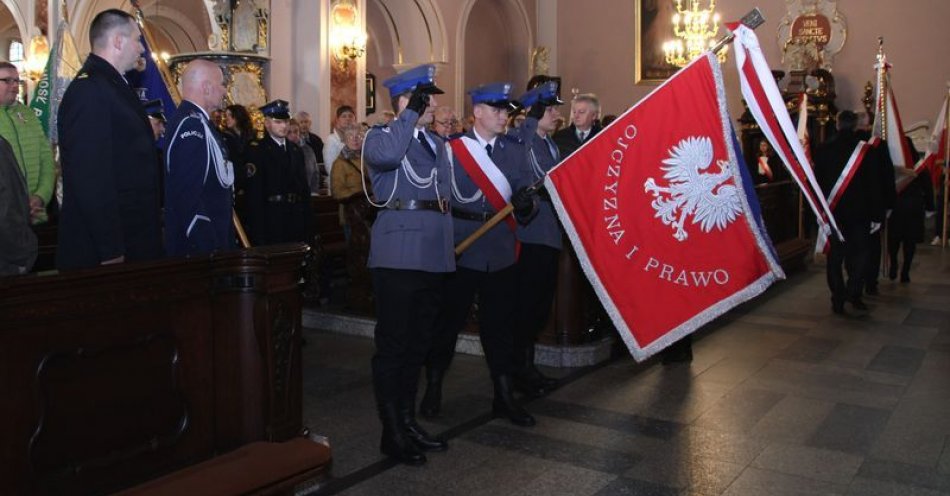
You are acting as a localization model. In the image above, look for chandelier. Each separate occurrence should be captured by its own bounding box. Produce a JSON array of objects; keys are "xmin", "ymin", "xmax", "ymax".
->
[{"xmin": 662, "ymin": 0, "xmax": 727, "ymax": 67}]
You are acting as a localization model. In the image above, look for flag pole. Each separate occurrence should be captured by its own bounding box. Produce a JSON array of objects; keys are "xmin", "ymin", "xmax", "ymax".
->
[
  {"xmin": 129, "ymin": 0, "xmax": 251, "ymax": 249},
  {"xmin": 453, "ymin": 8, "xmax": 766, "ymax": 256}
]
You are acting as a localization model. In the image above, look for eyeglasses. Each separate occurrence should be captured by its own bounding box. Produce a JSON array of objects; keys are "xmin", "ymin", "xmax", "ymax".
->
[
  {"xmin": 434, "ymin": 120, "xmax": 457, "ymax": 127},
  {"xmin": 0, "ymin": 77, "xmax": 21, "ymax": 84}
]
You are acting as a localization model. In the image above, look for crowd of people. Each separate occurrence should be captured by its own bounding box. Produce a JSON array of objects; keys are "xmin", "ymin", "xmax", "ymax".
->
[
  {"xmin": 814, "ymin": 110, "xmax": 937, "ymax": 315},
  {"xmin": 0, "ymin": 6, "xmax": 947, "ymax": 470}
]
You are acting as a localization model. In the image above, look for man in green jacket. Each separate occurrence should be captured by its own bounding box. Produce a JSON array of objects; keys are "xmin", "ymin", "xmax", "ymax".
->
[{"xmin": 0, "ymin": 61, "xmax": 55, "ymax": 224}]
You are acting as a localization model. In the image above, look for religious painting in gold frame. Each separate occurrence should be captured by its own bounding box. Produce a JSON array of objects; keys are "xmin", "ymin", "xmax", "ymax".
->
[{"xmin": 636, "ymin": 0, "xmax": 679, "ymax": 83}]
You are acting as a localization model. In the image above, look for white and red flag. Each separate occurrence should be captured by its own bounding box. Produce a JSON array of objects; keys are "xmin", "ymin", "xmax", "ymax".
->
[
  {"xmin": 544, "ymin": 53, "xmax": 784, "ymax": 361},
  {"xmin": 797, "ymin": 93, "xmax": 812, "ymax": 166},
  {"xmin": 871, "ymin": 49, "xmax": 915, "ymax": 168},
  {"xmin": 730, "ymin": 23, "xmax": 841, "ymax": 242},
  {"xmin": 912, "ymin": 95, "xmax": 948, "ymax": 187}
]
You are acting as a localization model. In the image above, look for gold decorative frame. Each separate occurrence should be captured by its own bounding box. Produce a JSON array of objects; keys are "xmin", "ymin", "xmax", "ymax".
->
[
  {"xmin": 635, "ymin": 0, "xmax": 678, "ymax": 84},
  {"xmin": 226, "ymin": 62, "xmax": 266, "ymax": 108}
]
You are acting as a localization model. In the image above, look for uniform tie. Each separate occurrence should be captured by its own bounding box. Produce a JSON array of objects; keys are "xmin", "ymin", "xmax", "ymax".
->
[
  {"xmin": 485, "ymin": 143, "xmax": 493, "ymax": 157},
  {"xmin": 416, "ymin": 130, "xmax": 435, "ymax": 158}
]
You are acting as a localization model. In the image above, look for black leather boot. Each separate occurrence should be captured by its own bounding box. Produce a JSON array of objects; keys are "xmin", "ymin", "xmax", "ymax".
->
[
  {"xmin": 492, "ymin": 375, "xmax": 536, "ymax": 427},
  {"xmin": 419, "ymin": 368, "xmax": 444, "ymax": 418},
  {"xmin": 378, "ymin": 403, "xmax": 426, "ymax": 465},
  {"xmin": 400, "ymin": 401, "xmax": 448, "ymax": 452}
]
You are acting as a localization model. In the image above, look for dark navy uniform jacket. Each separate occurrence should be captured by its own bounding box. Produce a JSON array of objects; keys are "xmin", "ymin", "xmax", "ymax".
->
[
  {"xmin": 450, "ymin": 120, "xmax": 536, "ymax": 272},
  {"xmin": 163, "ymin": 100, "xmax": 236, "ymax": 257},
  {"xmin": 244, "ymin": 134, "xmax": 312, "ymax": 246},
  {"xmin": 56, "ymin": 54, "xmax": 163, "ymax": 269},
  {"xmin": 515, "ymin": 117, "xmax": 563, "ymax": 250},
  {"xmin": 363, "ymin": 109, "xmax": 454, "ymax": 273}
]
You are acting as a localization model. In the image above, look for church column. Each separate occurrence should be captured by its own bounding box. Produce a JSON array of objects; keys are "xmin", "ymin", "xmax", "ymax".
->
[{"xmin": 536, "ymin": 0, "xmax": 557, "ymax": 75}]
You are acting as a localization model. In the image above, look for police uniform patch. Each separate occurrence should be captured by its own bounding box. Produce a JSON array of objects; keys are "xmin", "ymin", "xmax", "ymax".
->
[{"xmin": 246, "ymin": 163, "xmax": 257, "ymax": 178}]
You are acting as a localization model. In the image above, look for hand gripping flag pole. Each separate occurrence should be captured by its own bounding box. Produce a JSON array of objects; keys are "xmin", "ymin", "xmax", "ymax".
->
[
  {"xmin": 454, "ymin": 8, "xmax": 767, "ymax": 257},
  {"xmin": 130, "ymin": 0, "xmax": 252, "ymax": 249}
]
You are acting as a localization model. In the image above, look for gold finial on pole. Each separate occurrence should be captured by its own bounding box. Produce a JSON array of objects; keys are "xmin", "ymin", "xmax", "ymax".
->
[{"xmin": 876, "ymin": 37, "xmax": 888, "ymax": 141}]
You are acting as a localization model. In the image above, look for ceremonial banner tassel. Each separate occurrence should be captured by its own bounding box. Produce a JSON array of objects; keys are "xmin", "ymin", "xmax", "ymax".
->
[
  {"xmin": 545, "ymin": 53, "xmax": 785, "ymax": 362},
  {"xmin": 871, "ymin": 39, "xmax": 915, "ymax": 169}
]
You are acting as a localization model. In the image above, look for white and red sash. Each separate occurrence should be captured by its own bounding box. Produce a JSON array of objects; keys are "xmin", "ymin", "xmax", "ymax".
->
[
  {"xmin": 449, "ymin": 136, "xmax": 516, "ymax": 232},
  {"xmin": 815, "ymin": 140, "xmax": 871, "ymax": 254}
]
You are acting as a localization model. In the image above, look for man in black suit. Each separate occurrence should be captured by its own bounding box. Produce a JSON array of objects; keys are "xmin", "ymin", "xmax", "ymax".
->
[
  {"xmin": 57, "ymin": 9, "xmax": 163, "ymax": 270},
  {"xmin": 552, "ymin": 93, "xmax": 602, "ymax": 158},
  {"xmin": 814, "ymin": 111, "xmax": 883, "ymax": 314}
]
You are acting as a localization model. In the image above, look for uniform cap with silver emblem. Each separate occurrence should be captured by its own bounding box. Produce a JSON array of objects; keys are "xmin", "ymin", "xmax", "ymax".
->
[
  {"xmin": 382, "ymin": 64, "xmax": 445, "ymax": 97},
  {"xmin": 468, "ymin": 82, "xmax": 517, "ymax": 110},
  {"xmin": 517, "ymin": 80, "xmax": 564, "ymax": 108},
  {"xmin": 143, "ymin": 98, "xmax": 166, "ymax": 122},
  {"xmin": 259, "ymin": 99, "xmax": 291, "ymax": 120}
]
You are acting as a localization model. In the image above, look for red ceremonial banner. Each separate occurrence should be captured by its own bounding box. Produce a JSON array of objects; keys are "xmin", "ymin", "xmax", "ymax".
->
[{"xmin": 545, "ymin": 54, "xmax": 785, "ymax": 361}]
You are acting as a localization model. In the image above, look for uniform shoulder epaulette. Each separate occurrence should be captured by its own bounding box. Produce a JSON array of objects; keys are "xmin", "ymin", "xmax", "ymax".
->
[
  {"xmin": 76, "ymin": 72, "xmax": 88, "ymax": 79},
  {"xmin": 249, "ymin": 140, "xmax": 260, "ymax": 147}
]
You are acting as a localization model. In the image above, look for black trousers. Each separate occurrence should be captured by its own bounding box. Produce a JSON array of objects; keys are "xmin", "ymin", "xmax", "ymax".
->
[
  {"xmin": 887, "ymin": 233, "xmax": 917, "ymax": 276},
  {"xmin": 827, "ymin": 222, "xmax": 870, "ymax": 305},
  {"xmin": 513, "ymin": 244, "xmax": 560, "ymax": 369},
  {"xmin": 371, "ymin": 268, "xmax": 446, "ymax": 405},
  {"xmin": 865, "ymin": 230, "xmax": 883, "ymax": 290},
  {"xmin": 427, "ymin": 266, "xmax": 518, "ymax": 377}
]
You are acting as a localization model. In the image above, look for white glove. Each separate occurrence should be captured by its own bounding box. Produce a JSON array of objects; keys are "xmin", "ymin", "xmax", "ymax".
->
[{"xmin": 870, "ymin": 222, "xmax": 882, "ymax": 234}]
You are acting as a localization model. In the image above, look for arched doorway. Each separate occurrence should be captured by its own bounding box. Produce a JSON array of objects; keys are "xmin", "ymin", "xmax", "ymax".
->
[
  {"xmin": 457, "ymin": 0, "xmax": 532, "ymax": 116},
  {"xmin": 69, "ymin": 0, "xmax": 212, "ymax": 55}
]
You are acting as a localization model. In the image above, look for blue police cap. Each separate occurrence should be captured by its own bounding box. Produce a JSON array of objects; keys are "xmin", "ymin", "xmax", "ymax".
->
[
  {"xmin": 518, "ymin": 80, "xmax": 564, "ymax": 108},
  {"xmin": 383, "ymin": 64, "xmax": 444, "ymax": 97},
  {"xmin": 469, "ymin": 82, "xmax": 515, "ymax": 109},
  {"xmin": 143, "ymin": 98, "xmax": 166, "ymax": 122},
  {"xmin": 259, "ymin": 99, "xmax": 291, "ymax": 120}
]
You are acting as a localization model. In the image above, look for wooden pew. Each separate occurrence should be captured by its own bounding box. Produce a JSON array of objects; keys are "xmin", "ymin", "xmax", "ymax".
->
[{"xmin": 0, "ymin": 244, "xmax": 331, "ymax": 495}]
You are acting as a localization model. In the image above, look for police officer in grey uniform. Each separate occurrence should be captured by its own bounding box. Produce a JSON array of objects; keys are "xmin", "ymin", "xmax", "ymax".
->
[
  {"xmin": 419, "ymin": 82, "xmax": 538, "ymax": 427},
  {"xmin": 362, "ymin": 64, "xmax": 453, "ymax": 466},
  {"xmin": 511, "ymin": 79, "xmax": 564, "ymax": 396}
]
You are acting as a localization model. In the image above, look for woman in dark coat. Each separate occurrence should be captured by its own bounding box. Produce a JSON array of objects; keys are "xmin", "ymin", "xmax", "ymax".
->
[{"xmin": 888, "ymin": 172, "xmax": 934, "ymax": 282}]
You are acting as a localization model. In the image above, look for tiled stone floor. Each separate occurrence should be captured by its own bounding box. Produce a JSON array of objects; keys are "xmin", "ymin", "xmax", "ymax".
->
[{"xmin": 300, "ymin": 245, "xmax": 950, "ymax": 495}]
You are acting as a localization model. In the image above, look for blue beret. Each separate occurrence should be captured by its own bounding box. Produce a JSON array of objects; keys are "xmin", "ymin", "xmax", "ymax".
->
[
  {"xmin": 469, "ymin": 82, "xmax": 514, "ymax": 108},
  {"xmin": 143, "ymin": 98, "xmax": 166, "ymax": 122},
  {"xmin": 383, "ymin": 64, "xmax": 444, "ymax": 97},
  {"xmin": 518, "ymin": 80, "xmax": 563, "ymax": 108},
  {"xmin": 259, "ymin": 99, "xmax": 291, "ymax": 120}
]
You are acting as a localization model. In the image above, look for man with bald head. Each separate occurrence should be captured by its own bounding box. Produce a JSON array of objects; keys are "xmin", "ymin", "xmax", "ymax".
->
[
  {"xmin": 163, "ymin": 59, "xmax": 235, "ymax": 257},
  {"xmin": 57, "ymin": 9, "xmax": 163, "ymax": 269}
]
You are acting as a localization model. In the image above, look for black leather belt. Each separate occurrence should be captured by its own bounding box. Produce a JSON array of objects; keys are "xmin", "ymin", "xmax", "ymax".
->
[
  {"xmin": 386, "ymin": 198, "xmax": 449, "ymax": 214},
  {"xmin": 267, "ymin": 194, "xmax": 302, "ymax": 203},
  {"xmin": 451, "ymin": 208, "xmax": 495, "ymax": 222}
]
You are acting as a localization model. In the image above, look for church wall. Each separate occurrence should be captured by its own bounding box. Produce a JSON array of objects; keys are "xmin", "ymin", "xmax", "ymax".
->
[{"xmin": 557, "ymin": 0, "xmax": 950, "ymax": 128}]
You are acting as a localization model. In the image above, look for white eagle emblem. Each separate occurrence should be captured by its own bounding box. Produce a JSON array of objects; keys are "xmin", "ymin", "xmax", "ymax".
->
[{"xmin": 644, "ymin": 136, "xmax": 742, "ymax": 242}]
